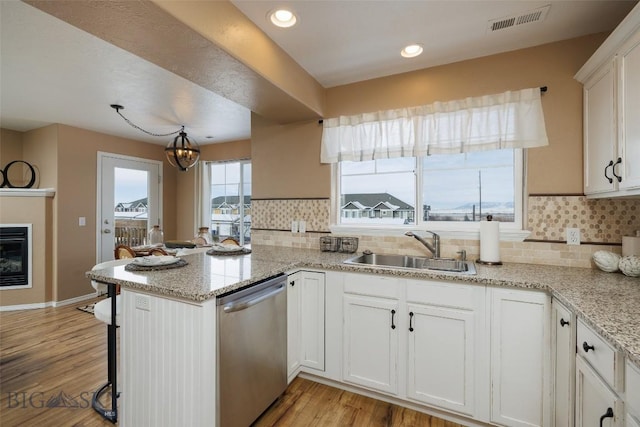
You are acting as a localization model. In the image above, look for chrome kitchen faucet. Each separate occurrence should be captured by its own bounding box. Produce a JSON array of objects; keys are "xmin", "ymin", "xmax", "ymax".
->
[{"xmin": 405, "ymin": 230, "xmax": 440, "ymax": 258}]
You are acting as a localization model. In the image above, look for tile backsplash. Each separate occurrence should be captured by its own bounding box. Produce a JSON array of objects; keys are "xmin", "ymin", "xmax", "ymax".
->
[
  {"xmin": 527, "ymin": 196, "xmax": 639, "ymax": 243},
  {"xmin": 251, "ymin": 196, "xmax": 639, "ymax": 269}
]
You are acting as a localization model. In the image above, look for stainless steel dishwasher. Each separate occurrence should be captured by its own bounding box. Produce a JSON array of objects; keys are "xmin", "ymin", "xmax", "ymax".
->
[{"xmin": 217, "ymin": 274, "xmax": 287, "ymax": 427}]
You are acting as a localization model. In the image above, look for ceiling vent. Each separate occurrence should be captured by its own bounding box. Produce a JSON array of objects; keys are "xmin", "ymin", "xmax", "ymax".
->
[{"xmin": 488, "ymin": 5, "xmax": 551, "ymax": 32}]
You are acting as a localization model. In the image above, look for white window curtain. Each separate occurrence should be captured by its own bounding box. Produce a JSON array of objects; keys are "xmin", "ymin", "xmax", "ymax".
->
[{"xmin": 320, "ymin": 88, "xmax": 548, "ymax": 163}]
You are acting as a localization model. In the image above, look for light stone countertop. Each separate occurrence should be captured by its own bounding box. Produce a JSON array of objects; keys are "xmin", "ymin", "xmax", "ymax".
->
[{"xmin": 87, "ymin": 244, "xmax": 640, "ymax": 368}]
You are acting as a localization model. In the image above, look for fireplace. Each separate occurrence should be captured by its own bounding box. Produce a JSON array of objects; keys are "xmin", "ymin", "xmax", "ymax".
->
[{"xmin": 0, "ymin": 225, "xmax": 32, "ymax": 288}]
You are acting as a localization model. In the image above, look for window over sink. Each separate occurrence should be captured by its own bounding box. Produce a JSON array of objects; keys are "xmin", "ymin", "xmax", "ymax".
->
[{"xmin": 333, "ymin": 148, "xmax": 524, "ymax": 234}]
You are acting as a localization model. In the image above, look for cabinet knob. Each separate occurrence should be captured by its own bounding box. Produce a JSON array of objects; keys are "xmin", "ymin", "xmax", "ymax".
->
[
  {"xmin": 289, "ymin": 281, "xmax": 295, "ymax": 286},
  {"xmin": 604, "ymin": 160, "xmax": 614, "ymax": 184},
  {"xmin": 560, "ymin": 318, "xmax": 569, "ymax": 327},
  {"xmin": 612, "ymin": 157, "xmax": 622, "ymax": 183},
  {"xmin": 599, "ymin": 407, "xmax": 614, "ymax": 427},
  {"xmin": 583, "ymin": 341, "xmax": 595, "ymax": 353},
  {"xmin": 391, "ymin": 310, "xmax": 396, "ymax": 330}
]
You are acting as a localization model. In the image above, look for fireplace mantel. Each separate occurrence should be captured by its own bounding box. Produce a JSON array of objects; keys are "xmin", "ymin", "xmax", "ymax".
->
[{"xmin": 0, "ymin": 188, "xmax": 55, "ymax": 197}]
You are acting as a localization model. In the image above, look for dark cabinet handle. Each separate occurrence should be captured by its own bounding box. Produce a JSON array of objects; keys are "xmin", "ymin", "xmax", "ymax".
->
[
  {"xmin": 583, "ymin": 341, "xmax": 595, "ymax": 353},
  {"xmin": 604, "ymin": 160, "xmax": 614, "ymax": 184},
  {"xmin": 612, "ymin": 157, "xmax": 622, "ymax": 183},
  {"xmin": 409, "ymin": 312, "xmax": 414, "ymax": 332},
  {"xmin": 391, "ymin": 310, "xmax": 396, "ymax": 330},
  {"xmin": 599, "ymin": 407, "xmax": 614, "ymax": 427},
  {"xmin": 560, "ymin": 318, "xmax": 569, "ymax": 327},
  {"xmin": 289, "ymin": 281, "xmax": 295, "ymax": 286}
]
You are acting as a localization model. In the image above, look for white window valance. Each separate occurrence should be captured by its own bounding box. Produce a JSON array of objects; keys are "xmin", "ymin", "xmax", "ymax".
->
[{"xmin": 320, "ymin": 88, "xmax": 548, "ymax": 163}]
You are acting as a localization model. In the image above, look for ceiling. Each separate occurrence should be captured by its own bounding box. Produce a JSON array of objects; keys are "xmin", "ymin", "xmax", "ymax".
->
[{"xmin": 1, "ymin": 1, "xmax": 637, "ymax": 146}]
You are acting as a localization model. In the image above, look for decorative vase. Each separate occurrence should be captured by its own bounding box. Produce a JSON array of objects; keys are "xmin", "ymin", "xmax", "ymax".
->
[{"xmin": 148, "ymin": 225, "xmax": 164, "ymax": 245}]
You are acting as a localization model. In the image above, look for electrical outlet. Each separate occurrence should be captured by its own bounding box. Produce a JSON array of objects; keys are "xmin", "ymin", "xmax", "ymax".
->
[
  {"xmin": 566, "ymin": 228, "xmax": 581, "ymax": 245},
  {"xmin": 291, "ymin": 220, "xmax": 298, "ymax": 233},
  {"xmin": 135, "ymin": 294, "xmax": 150, "ymax": 311},
  {"xmin": 298, "ymin": 220, "xmax": 306, "ymax": 233}
]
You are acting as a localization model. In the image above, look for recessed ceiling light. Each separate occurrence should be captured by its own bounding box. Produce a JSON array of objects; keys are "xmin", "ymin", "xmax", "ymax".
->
[
  {"xmin": 401, "ymin": 44, "xmax": 424, "ymax": 58},
  {"xmin": 269, "ymin": 8, "xmax": 297, "ymax": 28}
]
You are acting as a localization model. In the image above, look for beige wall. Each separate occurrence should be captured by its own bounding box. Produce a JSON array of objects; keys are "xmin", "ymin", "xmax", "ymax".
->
[
  {"xmin": 0, "ymin": 196, "xmax": 53, "ymax": 306},
  {"xmin": 176, "ymin": 139, "xmax": 252, "ymax": 239},
  {"xmin": 325, "ymin": 34, "xmax": 608, "ymax": 195},
  {"xmin": 0, "ymin": 129, "xmax": 25, "ymax": 186},
  {"xmin": 1, "ymin": 125, "xmax": 179, "ymax": 304},
  {"xmin": 251, "ymin": 113, "xmax": 329, "ymax": 199}
]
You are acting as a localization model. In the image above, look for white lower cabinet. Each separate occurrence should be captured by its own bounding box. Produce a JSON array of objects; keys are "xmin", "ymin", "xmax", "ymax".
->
[
  {"xmin": 552, "ymin": 299, "xmax": 576, "ymax": 427},
  {"xmin": 490, "ymin": 287, "xmax": 551, "ymax": 427},
  {"xmin": 343, "ymin": 293, "xmax": 399, "ymax": 394},
  {"xmin": 628, "ymin": 414, "xmax": 640, "ymax": 427},
  {"xmin": 287, "ymin": 270, "xmax": 325, "ymax": 381},
  {"xmin": 575, "ymin": 355, "xmax": 620, "ymax": 427},
  {"xmin": 405, "ymin": 280, "xmax": 487, "ymax": 419}
]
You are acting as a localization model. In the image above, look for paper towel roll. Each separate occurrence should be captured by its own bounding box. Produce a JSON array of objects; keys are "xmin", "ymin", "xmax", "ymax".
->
[
  {"xmin": 622, "ymin": 236, "xmax": 640, "ymax": 257},
  {"xmin": 480, "ymin": 220, "xmax": 501, "ymax": 263}
]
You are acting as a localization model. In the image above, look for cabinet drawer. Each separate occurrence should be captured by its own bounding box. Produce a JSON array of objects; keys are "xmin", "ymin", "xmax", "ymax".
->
[
  {"xmin": 576, "ymin": 319, "xmax": 616, "ymax": 387},
  {"xmin": 627, "ymin": 359, "xmax": 640, "ymax": 417},
  {"xmin": 343, "ymin": 273, "xmax": 399, "ymax": 299}
]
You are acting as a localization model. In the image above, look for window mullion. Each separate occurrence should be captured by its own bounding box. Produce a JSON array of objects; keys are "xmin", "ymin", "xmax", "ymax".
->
[{"xmin": 415, "ymin": 157, "xmax": 423, "ymax": 227}]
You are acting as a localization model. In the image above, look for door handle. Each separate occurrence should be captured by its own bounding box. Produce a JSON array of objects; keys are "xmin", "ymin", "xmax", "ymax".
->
[
  {"xmin": 391, "ymin": 310, "xmax": 396, "ymax": 329},
  {"xmin": 599, "ymin": 407, "xmax": 614, "ymax": 427},
  {"xmin": 103, "ymin": 229, "xmax": 112, "ymax": 234},
  {"xmin": 409, "ymin": 312, "xmax": 414, "ymax": 332},
  {"xmin": 604, "ymin": 160, "xmax": 614, "ymax": 184},
  {"xmin": 612, "ymin": 157, "xmax": 622, "ymax": 183}
]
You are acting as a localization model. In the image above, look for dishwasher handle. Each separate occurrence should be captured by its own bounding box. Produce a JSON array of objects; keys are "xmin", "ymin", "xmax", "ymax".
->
[{"xmin": 223, "ymin": 283, "xmax": 285, "ymax": 313}]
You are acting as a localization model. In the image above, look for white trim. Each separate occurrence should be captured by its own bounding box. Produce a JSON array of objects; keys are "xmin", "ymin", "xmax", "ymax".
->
[
  {"xmin": 51, "ymin": 291, "xmax": 99, "ymax": 307},
  {"xmin": 329, "ymin": 225, "xmax": 530, "ymax": 242},
  {"xmin": 0, "ymin": 291, "xmax": 98, "ymax": 311},
  {"xmin": 0, "ymin": 301, "xmax": 52, "ymax": 311},
  {"xmin": 0, "ymin": 188, "xmax": 55, "ymax": 197},
  {"xmin": 0, "ymin": 224, "xmax": 33, "ymax": 290}
]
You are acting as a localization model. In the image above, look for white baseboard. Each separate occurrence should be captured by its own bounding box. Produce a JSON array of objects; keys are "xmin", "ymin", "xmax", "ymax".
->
[
  {"xmin": 0, "ymin": 292, "xmax": 98, "ymax": 311},
  {"xmin": 51, "ymin": 292, "xmax": 99, "ymax": 307},
  {"xmin": 0, "ymin": 301, "xmax": 52, "ymax": 311}
]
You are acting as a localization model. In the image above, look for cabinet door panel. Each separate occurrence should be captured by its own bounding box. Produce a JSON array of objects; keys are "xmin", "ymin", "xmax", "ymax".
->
[
  {"xmin": 287, "ymin": 273, "xmax": 301, "ymax": 379},
  {"xmin": 584, "ymin": 61, "xmax": 617, "ymax": 195},
  {"xmin": 407, "ymin": 304, "xmax": 475, "ymax": 417},
  {"xmin": 490, "ymin": 288, "xmax": 550, "ymax": 427},
  {"xmin": 619, "ymin": 31, "xmax": 640, "ymax": 190},
  {"xmin": 575, "ymin": 356, "xmax": 618, "ymax": 427},
  {"xmin": 299, "ymin": 271, "xmax": 325, "ymax": 371},
  {"xmin": 552, "ymin": 299, "xmax": 575, "ymax": 427},
  {"xmin": 343, "ymin": 294, "xmax": 399, "ymax": 395}
]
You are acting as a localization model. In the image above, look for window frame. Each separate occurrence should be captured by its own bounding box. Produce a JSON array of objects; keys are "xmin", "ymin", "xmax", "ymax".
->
[
  {"xmin": 330, "ymin": 149, "xmax": 529, "ymax": 241},
  {"xmin": 201, "ymin": 159, "xmax": 252, "ymax": 245}
]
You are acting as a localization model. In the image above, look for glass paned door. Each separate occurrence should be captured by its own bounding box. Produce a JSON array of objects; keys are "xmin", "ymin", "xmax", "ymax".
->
[{"xmin": 98, "ymin": 153, "xmax": 162, "ymax": 262}]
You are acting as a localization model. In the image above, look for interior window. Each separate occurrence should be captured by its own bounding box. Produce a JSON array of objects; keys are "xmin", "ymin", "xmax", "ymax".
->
[
  {"xmin": 208, "ymin": 161, "xmax": 252, "ymax": 244},
  {"xmin": 336, "ymin": 149, "xmax": 520, "ymax": 228}
]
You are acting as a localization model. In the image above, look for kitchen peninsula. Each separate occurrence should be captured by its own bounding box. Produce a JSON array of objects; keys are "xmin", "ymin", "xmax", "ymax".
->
[{"xmin": 88, "ymin": 245, "xmax": 640, "ymax": 427}]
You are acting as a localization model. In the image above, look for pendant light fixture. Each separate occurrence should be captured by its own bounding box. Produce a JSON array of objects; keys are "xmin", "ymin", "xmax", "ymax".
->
[{"xmin": 110, "ymin": 104, "xmax": 200, "ymax": 171}]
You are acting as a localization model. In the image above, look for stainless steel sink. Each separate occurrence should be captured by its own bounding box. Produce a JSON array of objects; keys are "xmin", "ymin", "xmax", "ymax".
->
[{"xmin": 344, "ymin": 253, "xmax": 476, "ymax": 275}]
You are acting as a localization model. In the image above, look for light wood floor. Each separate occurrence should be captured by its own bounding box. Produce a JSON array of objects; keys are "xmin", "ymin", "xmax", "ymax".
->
[{"xmin": 1, "ymin": 300, "xmax": 465, "ymax": 427}]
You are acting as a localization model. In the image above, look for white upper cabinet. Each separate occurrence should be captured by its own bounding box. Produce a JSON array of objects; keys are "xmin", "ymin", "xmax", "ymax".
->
[
  {"xmin": 576, "ymin": 4, "xmax": 640, "ymax": 197},
  {"xmin": 618, "ymin": 30, "xmax": 640, "ymax": 190},
  {"xmin": 583, "ymin": 61, "xmax": 617, "ymax": 195}
]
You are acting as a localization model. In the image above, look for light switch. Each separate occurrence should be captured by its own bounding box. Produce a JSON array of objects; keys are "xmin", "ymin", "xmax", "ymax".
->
[
  {"xmin": 298, "ymin": 220, "xmax": 306, "ymax": 233},
  {"xmin": 291, "ymin": 220, "xmax": 298, "ymax": 233},
  {"xmin": 79, "ymin": 217, "xmax": 86, "ymax": 227}
]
